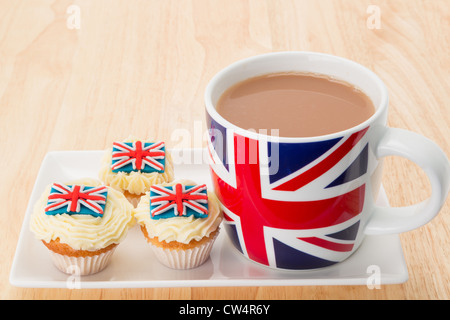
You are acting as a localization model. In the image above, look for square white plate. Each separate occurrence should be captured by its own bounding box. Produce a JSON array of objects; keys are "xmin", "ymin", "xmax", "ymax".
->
[{"xmin": 10, "ymin": 149, "xmax": 408, "ymax": 288}]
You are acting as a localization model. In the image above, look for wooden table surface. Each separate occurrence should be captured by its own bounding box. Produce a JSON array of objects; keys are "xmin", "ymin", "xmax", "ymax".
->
[{"xmin": 1, "ymin": 0, "xmax": 449, "ymax": 300}]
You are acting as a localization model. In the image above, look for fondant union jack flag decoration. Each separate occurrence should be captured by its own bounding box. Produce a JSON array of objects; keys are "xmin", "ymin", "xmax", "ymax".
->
[
  {"xmin": 149, "ymin": 184, "xmax": 209, "ymax": 220},
  {"xmin": 45, "ymin": 184, "xmax": 108, "ymax": 218},
  {"xmin": 111, "ymin": 141, "xmax": 165, "ymax": 173},
  {"xmin": 207, "ymin": 115, "xmax": 372, "ymax": 269}
]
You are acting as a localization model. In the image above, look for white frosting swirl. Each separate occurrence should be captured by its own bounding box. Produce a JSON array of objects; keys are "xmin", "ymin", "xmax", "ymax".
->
[
  {"xmin": 29, "ymin": 178, "xmax": 135, "ymax": 251},
  {"xmin": 134, "ymin": 180, "xmax": 222, "ymax": 244}
]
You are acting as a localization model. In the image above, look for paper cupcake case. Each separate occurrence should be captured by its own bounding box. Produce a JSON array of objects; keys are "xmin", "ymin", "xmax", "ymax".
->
[
  {"xmin": 149, "ymin": 231, "xmax": 219, "ymax": 270},
  {"xmin": 47, "ymin": 246, "xmax": 118, "ymax": 276}
]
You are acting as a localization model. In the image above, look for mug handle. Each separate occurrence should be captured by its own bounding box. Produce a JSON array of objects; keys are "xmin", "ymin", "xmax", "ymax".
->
[{"xmin": 365, "ymin": 127, "xmax": 450, "ymax": 235}]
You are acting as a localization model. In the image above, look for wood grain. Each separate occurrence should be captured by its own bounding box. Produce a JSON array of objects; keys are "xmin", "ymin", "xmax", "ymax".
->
[{"xmin": 1, "ymin": 0, "xmax": 448, "ymax": 299}]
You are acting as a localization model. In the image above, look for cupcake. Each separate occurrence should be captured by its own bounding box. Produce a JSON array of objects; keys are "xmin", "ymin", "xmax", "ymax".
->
[
  {"xmin": 98, "ymin": 136, "xmax": 175, "ymax": 207},
  {"xmin": 29, "ymin": 178, "xmax": 135, "ymax": 275},
  {"xmin": 134, "ymin": 179, "xmax": 223, "ymax": 269}
]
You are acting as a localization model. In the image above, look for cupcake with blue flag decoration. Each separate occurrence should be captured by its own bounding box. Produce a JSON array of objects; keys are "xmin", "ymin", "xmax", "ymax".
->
[
  {"xmin": 98, "ymin": 136, "xmax": 175, "ymax": 207},
  {"xmin": 30, "ymin": 178, "xmax": 135, "ymax": 275},
  {"xmin": 134, "ymin": 179, "xmax": 222, "ymax": 269}
]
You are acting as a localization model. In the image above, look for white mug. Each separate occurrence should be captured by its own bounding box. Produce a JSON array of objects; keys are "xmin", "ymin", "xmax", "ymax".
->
[{"xmin": 205, "ymin": 52, "xmax": 450, "ymax": 270}]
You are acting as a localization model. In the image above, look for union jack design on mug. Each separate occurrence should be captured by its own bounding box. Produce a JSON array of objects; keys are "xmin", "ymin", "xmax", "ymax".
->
[
  {"xmin": 149, "ymin": 184, "xmax": 209, "ymax": 219},
  {"xmin": 207, "ymin": 115, "xmax": 370, "ymax": 270},
  {"xmin": 205, "ymin": 51, "xmax": 450, "ymax": 271},
  {"xmin": 111, "ymin": 141, "xmax": 165, "ymax": 173},
  {"xmin": 45, "ymin": 184, "xmax": 108, "ymax": 218}
]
